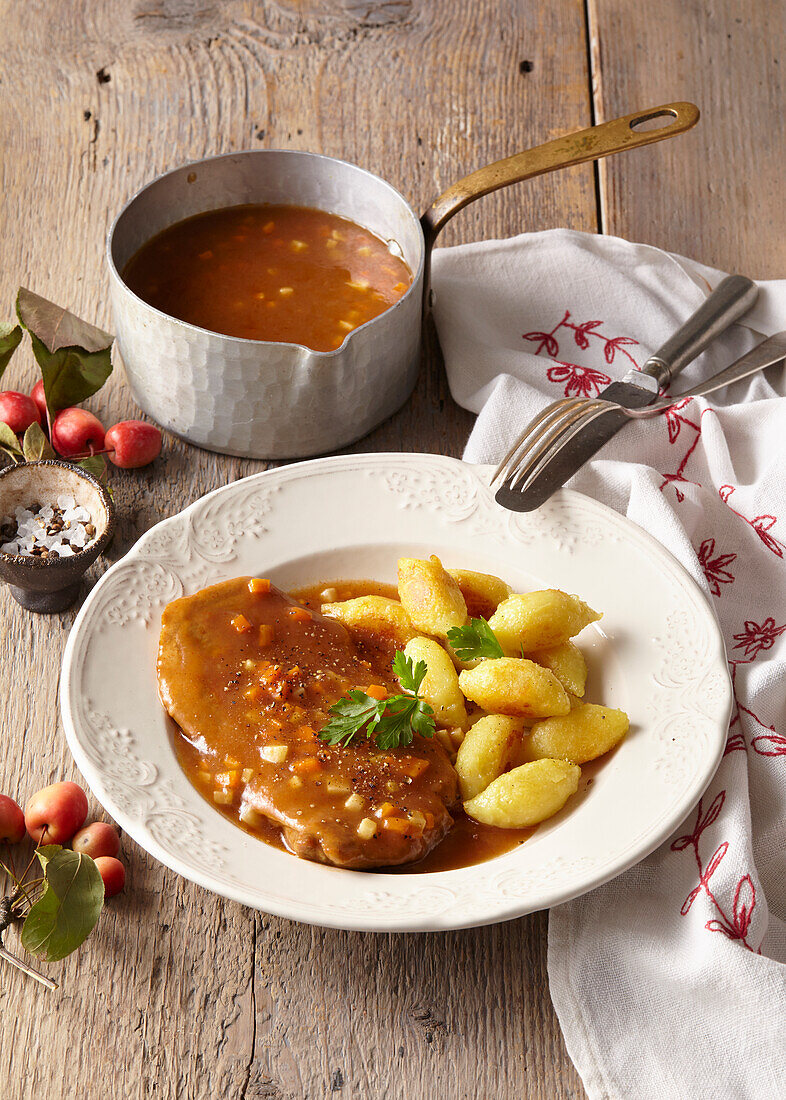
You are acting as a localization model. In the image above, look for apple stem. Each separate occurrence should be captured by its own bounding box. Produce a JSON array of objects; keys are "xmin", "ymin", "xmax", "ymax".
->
[
  {"xmin": 0, "ymin": 941, "xmax": 58, "ymax": 991},
  {"xmin": 68, "ymin": 447, "xmax": 114, "ymax": 460}
]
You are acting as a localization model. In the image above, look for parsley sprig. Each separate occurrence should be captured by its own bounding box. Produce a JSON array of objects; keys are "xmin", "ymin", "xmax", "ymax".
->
[
  {"xmin": 319, "ymin": 652, "xmax": 435, "ymax": 750},
  {"xmin": 446, "ymin": 617, "xmax": 505, "ymax": 661}
]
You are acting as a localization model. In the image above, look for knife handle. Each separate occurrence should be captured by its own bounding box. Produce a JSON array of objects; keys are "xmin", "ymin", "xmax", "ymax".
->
[{"xmin": 641, "ymin": 275, "xmax": 758, "ymax": 388}]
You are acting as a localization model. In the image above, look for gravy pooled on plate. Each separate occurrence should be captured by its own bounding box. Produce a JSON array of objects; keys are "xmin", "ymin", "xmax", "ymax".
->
[
  {"xmin": 159, "ymin": 577, "xmax": 459, "ymax": 870},
  {"xmin": 122, "ymin": 204, "xmax": 413, "ymax": 352}
]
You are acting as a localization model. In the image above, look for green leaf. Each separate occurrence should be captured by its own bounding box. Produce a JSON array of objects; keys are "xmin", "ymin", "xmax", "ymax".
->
[
  {"xmin": 0, "ymin": 322, "xmax": 22, "ymax": 383},
  {"xmin": 319, "ymin": 690, "xmax": 385, "ymax": 746},
  {"xmin": 318, "ymin": 651, "xmax": 437, "ymax": 750},
  {"xmin": 392, "ymin": 651, "xmax": 427, "ymax": 696},
  {"xmin": 22, "ymin": 421, "xmax": 55, "ymax": 462},
  {"xmin": 16, "ymin": 290, "xmax": 114, "ymax": 416},
  {"xmin": 21, "ymin": 846, "xmax": 104, "ymax": 962},
  {"xmin": 0, "ymin": 421, "xmax": 23, "ymax": 462},
  {"xmin": 76, "ymin": 454, "xmax": 107, "ymax": 480},
  {"xmin": 446, "ymin": 617, "xmax": 505, "ymax": 661},
  {"xmin": 28, "ymin": 333, "xmax": 113, "ymax": 417},
  {"xmin": 16, "ymin": 288, "xmax": 113, "ymax": 355}
]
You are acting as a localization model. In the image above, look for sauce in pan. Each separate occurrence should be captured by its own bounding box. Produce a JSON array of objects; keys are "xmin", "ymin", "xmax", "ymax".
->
[{"xmin": 123, "ymin": 204, "xmax": 413, "ymax": 352}]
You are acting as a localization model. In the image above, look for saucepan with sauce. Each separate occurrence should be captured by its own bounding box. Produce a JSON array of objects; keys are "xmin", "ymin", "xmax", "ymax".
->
[{"xmin": 108, "ymin": 102, "xmax": 698, "ymax": 459}]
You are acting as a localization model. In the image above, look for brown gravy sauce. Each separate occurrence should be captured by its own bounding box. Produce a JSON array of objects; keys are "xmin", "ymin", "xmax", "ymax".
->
[{"xmin": 293, "ymin": 580, "xmax": 533, "ymax": 873}]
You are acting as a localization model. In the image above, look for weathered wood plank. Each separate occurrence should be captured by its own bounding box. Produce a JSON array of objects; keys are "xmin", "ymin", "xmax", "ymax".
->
[
  {"xmin": 0, "ymin": 2, "xmax": 594, "ymax": 1097},
  {"xmin": 588, "ymin": 0, "xmax": 786, "ymax": 277}
]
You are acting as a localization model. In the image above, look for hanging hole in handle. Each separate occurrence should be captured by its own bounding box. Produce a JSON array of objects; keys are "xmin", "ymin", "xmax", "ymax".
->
[{"xmin": 629, "ymin": 108, "xmax": 679, "ymax": 133}]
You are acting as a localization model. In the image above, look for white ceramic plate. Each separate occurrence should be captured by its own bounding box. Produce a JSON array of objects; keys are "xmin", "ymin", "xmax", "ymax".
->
[{"xmin": 61, "ymin": 453, "xmax": 731, "ymax": 931}]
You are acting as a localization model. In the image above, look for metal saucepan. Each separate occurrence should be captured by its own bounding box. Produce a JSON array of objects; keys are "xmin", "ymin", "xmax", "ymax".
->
[{"xmin": 107, "ymin": 102, "xmax": 698, "ymax": 459}]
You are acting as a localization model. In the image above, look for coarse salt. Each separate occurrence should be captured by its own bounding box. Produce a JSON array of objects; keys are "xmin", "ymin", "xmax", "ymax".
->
[{"xmin": 0, "ymin": 498, "xmax": 98, "ymax": 559}]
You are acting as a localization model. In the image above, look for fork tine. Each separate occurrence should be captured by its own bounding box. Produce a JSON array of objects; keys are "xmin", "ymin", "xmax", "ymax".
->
[
  {"xmin": 511, "ymin": 401, "xmax": 617, "ymax": 492},
  {"xmin": 507, "ymin": 400, "xmax": 612, "ymax": 491},
  {"xmin": 491, "ymin": 399, "xmax": 586, "ymax": 486}
]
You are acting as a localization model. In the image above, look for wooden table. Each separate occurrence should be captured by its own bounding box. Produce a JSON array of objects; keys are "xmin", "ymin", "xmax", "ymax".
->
[{"xmin": 1, "ymin": 3, "xmax": 782, "ymax": 1097}]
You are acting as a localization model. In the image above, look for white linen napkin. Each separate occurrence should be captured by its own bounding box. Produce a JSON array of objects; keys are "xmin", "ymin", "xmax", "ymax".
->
[{"xmin": 431, "ymin": 230, "xmax": 786, "ymax": 1100}]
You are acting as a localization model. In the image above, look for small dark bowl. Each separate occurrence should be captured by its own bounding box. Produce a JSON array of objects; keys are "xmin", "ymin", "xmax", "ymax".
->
[{"xmin": 0, "ymin": 460, "xmax": 115, "ymax": 613}]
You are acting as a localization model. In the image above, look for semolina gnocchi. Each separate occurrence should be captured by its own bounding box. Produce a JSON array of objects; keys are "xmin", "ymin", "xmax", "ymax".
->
[
  {"xmin": 488, "ymin": 590, "xmax": 601, "ymax": 655},
  {"xmin": 464, "ymin": 759, "xmax": 581, "ymax": 828},
  {"xmin": 397, "ymin": 555, "xmax": 468, "ymax": 637},
  {"xmin": 455, "ymin": 714, "xmax": 523, "ymax": 800},
  {"xmin": 304, "ymin": 560, "xmax": 628, "ymax": 843},
  {"xmin": 529, "ymin": 640, "xmax": 588, "ymax": 697},
  {"xmin": 458, "ymin": 657, "xmax": 570, "ymax": 719},
  {"xmin": 523, "ymin": 704, "xmax": 629, "ymax": 764},
  {"xmin": 404, "ymin": 636, "xmax": 468, "ymax": 730},
  {"xmin": 321, "ymin": 595, "xmax": 416, "ymax": 648},
  {"xmin": 448, "ymin": 568, "xmax": 512, "ymax": 616}
]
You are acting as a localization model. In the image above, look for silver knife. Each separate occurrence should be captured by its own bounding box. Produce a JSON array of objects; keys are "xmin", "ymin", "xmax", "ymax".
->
[{"xmin": 495, "ymin": 274, "xmax": 759, "ymax": 512}]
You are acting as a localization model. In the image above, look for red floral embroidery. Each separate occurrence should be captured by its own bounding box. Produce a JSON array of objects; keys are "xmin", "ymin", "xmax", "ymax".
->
[
  {"xmin": 727, "ymin": 662, "xmax": 783, "ymax": 761},
  {"xmin": 602, "ymin": 334, "xmax": 639, "ymax": 365},
  {"xmin": 723, "ymin": 726, "xmax": 747, "ymax": 756},
  {"xmin": 662, "ymin": 397, "xmax": 698, "ymax": 444},
  {"xmin": 732, "ymin": 617, "xmax": 786, "ymax": 660},
  {"xmin": 719, "ymin": 485, "xmax": 785, "ymax": 559},
  {"xmin": 671, "ymin": 792, "xmax": 759, "ymax": 951},
  {"xmin": 522, "ymin": 309, "xmax": 640, "ymax": 395},
  {"xmin": 697, "ymin": 538, "xmax": 737, "ymax": 597},
  {"xmin": 522, "ymin": 329, "xmax": 559, "ymax": 358},
  {"xmin": 658, "ymin": 399, "xmax": 703, "ymax": 502},
  {"xmin": 751, "ymin": 733, "xmax": 786, "ymax": 757},
  {"xmin": 545, "ymin": 362, "xmax": 611, "ymax": 398}
]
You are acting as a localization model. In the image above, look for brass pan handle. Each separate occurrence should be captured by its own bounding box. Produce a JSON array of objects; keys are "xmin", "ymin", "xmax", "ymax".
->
[{"xmin": 421, "ymin": 101, "xmax": 700, "ymax": 252}]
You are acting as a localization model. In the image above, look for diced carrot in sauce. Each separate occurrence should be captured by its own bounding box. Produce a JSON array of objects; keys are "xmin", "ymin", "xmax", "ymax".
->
[
  {"xmin": 248, "ymin": 578, "xmax": 271, "ymax": 594},
  {"xmin": 215, "ymin": 770, "xmax": 239, "ymax": 788},
  {"xmin": 243, "ymin": 685, "xmax": 261, "ymax": 701},
  {"xmin": 294, "ymin": 725, "xmax": 316, "ymax": 740},
  {"xmin": 398, "ymin": 757, "xmax": 430, "ymax": 779},
  {"xmin": 258, "ymin": 624, "xmax": 275, "ymax": 647},
  {"xmin": 287, "ymin": 607, "xmax": 312, "ymax": 623},
  {"xmin": 292, "ymin": 756, "xmax": 322, "ymax": 775},
  {"xmin": 231, "ymin": 613, "xmax": 252, "ymax": 633},
  {"xmin": 375, "ymin": 801, "xmax": 396, "ymax": 819},
  {"xmin": 366, "ymin": 684, "xmax": 388, "ymax": 700},
  {"xmin": 123, "ymin": 205, "xmax": 412, "ymax": 355},
  {"xmin": 382, "ymin": 817, "xmax": 412, "ymax": 834}
]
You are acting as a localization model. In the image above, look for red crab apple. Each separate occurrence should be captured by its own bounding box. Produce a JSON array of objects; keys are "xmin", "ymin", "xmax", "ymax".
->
[
  {"xmin": 51, "ymin": 407, "xmax": 105, "ymax": 458},
  {"xmin": 30, "ymin": 380, "xmax": 48, "ymax": 425},
  {"xmin": 71, "ymin": 821, "xmax": 120, "ymax": 860},
  {"xmin": 0, "ymin": 391, "xmax": 41, "ymax": 436},
  {"xmin": 94, "ymin": 856, "xmax": 125, "ymax": 897},
  {"xmin": 0, "ymin": 794, "xmax": 26, "ymax": 843},
  {"xmin": 24, "ymin": 781, "xmax": 89, "ymax": 844},
  {"xmin": 104, "ymin": 420, "xmax": 162, "ymax": 468}
]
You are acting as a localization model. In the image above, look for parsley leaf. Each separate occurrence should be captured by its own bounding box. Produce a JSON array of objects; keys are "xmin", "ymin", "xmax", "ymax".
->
[
  {"xmin": 318, "ymin": 653, "xmax": 435, "ymax": 750},
  {"xmin": 392, "ymin": 650, "xmax": 427, "ymax": 695},
  {"xmin": 446, "ymin": 617, "xmax": 505, "ymax": 661},
  {"xmin": 317, "ymin": 690, "xmax": 385, "ymax": 746}
]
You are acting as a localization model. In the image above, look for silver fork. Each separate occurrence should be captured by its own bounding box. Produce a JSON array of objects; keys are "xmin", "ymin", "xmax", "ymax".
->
[
  {"xmin": 499, "ymin": 331, "xmax": 786, "ymax": 493},
  {"xmin": 492, "ymin": 276, "xmax": 764, "ymax": 498}
]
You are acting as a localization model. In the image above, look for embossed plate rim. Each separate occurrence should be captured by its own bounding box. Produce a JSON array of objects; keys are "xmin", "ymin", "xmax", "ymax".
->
[{"xmin": 61, "ymin": 453, "xmax": 732, "ymax": 931}]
